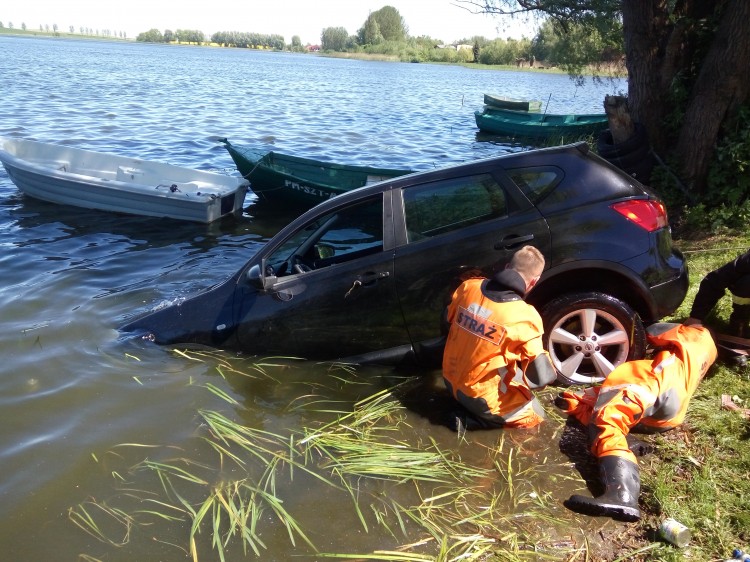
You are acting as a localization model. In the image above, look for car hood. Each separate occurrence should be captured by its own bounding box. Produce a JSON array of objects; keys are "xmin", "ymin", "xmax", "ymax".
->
[{"xmin": 121, "ymin": 273, "xmax": 241, "ymax": 347}]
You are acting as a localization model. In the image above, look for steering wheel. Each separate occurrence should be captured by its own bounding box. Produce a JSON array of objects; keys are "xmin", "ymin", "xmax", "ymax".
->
[{"xmin": 292, "ymin": 255, "xmax": 312, "ymax": 274}]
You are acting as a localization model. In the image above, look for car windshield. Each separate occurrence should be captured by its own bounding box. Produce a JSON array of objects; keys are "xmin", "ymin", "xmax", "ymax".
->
[{"xmin": 266, "ymin": 197, "xmax": 383, "ymax": 275}]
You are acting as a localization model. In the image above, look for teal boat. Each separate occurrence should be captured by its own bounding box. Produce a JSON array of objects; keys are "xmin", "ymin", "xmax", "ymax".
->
[
  {"xmin": 221, "ymin": 138, "xmax": 412, "ymax": 208},
  {"xmin": 475, "ymin": 108, "xmax": 609, "ymax": 139},
  {"xmin": 483, "ymin": 93, "xmax": 542, "ymax": 112}
]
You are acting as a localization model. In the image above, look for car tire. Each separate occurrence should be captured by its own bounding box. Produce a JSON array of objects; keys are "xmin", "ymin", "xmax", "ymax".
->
[{"xmin": 541, "ymin": 292, "xmax": 646, "ymax": 386}]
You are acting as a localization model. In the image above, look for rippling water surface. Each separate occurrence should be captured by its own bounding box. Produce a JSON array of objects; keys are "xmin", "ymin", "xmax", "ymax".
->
[{"xmin": 0, "ymin": 35, "xmax": 624, "ymax": 560}]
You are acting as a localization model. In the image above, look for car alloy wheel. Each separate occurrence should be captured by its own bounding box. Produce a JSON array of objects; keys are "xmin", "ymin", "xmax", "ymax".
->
[{"xmin": 541, "ymin": 292, "xmax": 646, "ymax": 386}]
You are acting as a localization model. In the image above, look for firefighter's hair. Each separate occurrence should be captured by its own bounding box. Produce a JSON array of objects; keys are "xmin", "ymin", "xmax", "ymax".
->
[{"xmin": 510, "ymin": 245, "xmax": 545, "ymax": 282}]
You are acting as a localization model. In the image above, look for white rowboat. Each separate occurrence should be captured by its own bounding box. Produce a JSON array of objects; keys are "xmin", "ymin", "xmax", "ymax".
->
[{"xmin": 0, "ymin": 137, "xmax": 249, "ymax": 223}]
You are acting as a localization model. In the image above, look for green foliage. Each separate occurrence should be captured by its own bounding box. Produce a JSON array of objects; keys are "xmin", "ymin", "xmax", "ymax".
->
[
  {"xmin": 174, "ymin": 29, "xmax": 206, "ymax": 45},
  {"xmin": 136, "ymin": 28, "xmax": 164, "ymax": 43},
  {"xmin": 290, "ymin": 35, "xmax": 304, "ymax": 53},
  {"xmin": 361, "ymin": 5, "xmax": 408, "ymax": 43},
  {"xmin": 529, "ymin": 18, "xmax": 623, "ymax": 73},
  {"xmin": 359, "ymin": 14, "xmax": 383, "ymax": 45},
  {"xmin": 477, "ymin": 37, "xmax": 532, "ymax": 65},
  {"xmin": 707, "ymin": 105, "xmax": 750, "ymax": 204},
  {"xmin": 210, "ymin": 31, "xmax": 284, "ymax": 49},
  {"xmin": 655, "ymin": 104, "xmax": 750, "ymax": 234},
  {"xmin": 676, "ymin": 201, "xmax": 750, "ymax": 237},
  {"xmin": 321, "ymin": 26, "xmax": 349, "ymax": 51},
  {"xmin": 137, "ymin": 28, "xmax": 205, "ymax": 45}
]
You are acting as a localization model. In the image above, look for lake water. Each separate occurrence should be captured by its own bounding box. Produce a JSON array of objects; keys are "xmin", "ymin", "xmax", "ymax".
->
[{"xmin": 0, "ymin": 36, "xmax": 625, "ymax": 560}]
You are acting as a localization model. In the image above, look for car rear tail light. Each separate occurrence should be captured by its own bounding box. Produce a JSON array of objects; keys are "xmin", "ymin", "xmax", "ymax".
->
[{"xmin": 611, "ymin": 200, "xmax": 669, "ymax": 232}]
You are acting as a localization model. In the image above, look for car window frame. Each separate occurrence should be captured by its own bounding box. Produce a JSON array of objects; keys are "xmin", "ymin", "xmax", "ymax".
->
[
  {"xmin": 393, "ymin": 172, "xmax": 511, "ymax": 245},
  {"xmin": 252, "ymin": 192, "xmax": 391, "ymax": 284},
  {"xmin": 504, "ymin": 165, "xmax": 565, "ymax": 206}
]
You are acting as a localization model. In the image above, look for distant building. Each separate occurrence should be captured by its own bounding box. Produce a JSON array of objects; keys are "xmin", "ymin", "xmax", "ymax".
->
[{"xmin": 435, "ymin": 43, "xmax": 474, "ymax": 51}]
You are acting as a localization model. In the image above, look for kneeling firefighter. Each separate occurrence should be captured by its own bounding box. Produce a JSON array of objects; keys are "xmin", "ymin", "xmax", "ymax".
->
[{"xmin": 555, "ymin": 323, "xmax": 717, "ymax": 521}]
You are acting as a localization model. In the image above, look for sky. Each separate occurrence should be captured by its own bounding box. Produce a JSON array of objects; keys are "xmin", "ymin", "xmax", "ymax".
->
[{"xmin": 3, "ymin": 0, "xmax": 537, "ymax": 45}]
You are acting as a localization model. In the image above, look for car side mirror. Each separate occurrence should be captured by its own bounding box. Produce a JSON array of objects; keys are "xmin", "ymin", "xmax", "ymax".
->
[{"xmin": 246, "ymin": 263, "xmax": 276, "ymax": 290}]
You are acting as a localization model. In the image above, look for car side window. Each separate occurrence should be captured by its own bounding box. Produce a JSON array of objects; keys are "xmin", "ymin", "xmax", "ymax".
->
[
  {"xmin": 507, "ymin": 167, "xmax": 563, "ymax": 205},
  {"xmin": 402, "ymin": 174, "xmax": 507, "ymax": 242},
  {"xmin": 266, "ymin": 197, "xmax": 383, "ymax": 275}
]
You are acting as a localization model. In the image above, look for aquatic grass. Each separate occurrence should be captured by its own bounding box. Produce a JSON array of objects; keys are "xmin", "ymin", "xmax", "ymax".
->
[
  {"xmin": 133, "ymin": 454, "xmax": 316, "ymax": 561},
  {"xmin": 297, "ymin": 388, "xmax": 489, "ymax": 485},
  {"xmin": 68, "ymin": 499, "xmax": 134, "ymax": 547},
  {"xmin": 172, "ymin": 349, "xmax": 305, "ymax": 383},
  {"xmin": 202, "ymin": 382, "xmax": 240, "ymax": 405},
  {"xmin": 68, "ymin": 354, "xmax": 585, "ymax": 560}
]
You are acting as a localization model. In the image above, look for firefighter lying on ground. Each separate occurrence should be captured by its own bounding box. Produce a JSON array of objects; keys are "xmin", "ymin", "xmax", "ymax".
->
[
  {"xmin": 687, "ymin": 248, "xmax": 750, "ymax": 337},
  {"xmin": 442, "ymin": 245, "xmax": 557, "ymax": 431},
  {"xmin": 554, "ymin": 323, "xmax": 717, "ymax": 522}
]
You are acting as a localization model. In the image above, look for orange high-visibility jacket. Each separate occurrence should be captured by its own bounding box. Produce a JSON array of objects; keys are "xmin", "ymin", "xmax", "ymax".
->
[{"xmin": 442, "ymin": 277, "xmax": 549, "ymax": 420}]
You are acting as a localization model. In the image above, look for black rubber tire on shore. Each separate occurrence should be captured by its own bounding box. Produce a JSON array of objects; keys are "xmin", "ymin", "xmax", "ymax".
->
[
  {"xmin": 597, "ymin": 123, "xmax": 648, "ymax": 158},
  {"xmin": 597, "ymin": 123, "xmax": 655, "ymax": 183}
]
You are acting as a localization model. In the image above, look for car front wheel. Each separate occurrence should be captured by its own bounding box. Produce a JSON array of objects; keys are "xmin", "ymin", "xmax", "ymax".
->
[{"xmin": 541, "ymin": 292, "xmax": 646, "ymax": 386}]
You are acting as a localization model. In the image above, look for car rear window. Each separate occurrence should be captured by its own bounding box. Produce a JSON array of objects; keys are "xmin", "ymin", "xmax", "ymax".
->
[{"xmin": 402, "ymin": 174, "xmax": 507, "ymax": 241}]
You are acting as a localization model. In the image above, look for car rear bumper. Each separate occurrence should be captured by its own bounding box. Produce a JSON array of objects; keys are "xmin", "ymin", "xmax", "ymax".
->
[{"xmin": 646, "ymin": 249, "xmax": 689, "ymax": 321}]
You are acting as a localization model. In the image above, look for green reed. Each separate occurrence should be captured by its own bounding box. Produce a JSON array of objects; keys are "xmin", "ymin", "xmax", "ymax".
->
[{"xmin": 72, "ymin": 351, "xmax": 578, "ymax": 561}]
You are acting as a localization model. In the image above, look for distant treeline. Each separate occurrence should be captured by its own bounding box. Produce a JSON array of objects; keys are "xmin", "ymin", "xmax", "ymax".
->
[
  {"xmin": 135, "ymin": 28, "xmax": 287, "ymax": 50},
  {"xmin": 135, "ymin": 21, "xmax": 622, "ymax": 71}
]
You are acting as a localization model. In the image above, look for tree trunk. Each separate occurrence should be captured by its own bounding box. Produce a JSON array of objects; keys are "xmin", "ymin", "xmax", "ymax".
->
[
  {"xmin": 675, "ymin": 0, "xmax": 750, "ymax": 195},
  {"xmin": 603, "ymin": 95, "xmax": 633, "ymax": 144},
  {"xmin": 620, "ymin": 1, "xmax": 674, "ymax": 153}
]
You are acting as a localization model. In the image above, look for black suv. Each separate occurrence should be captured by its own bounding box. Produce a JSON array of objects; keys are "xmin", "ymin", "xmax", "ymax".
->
[{"xmin": 123, "ymin": 142, "xmax": 687, "ymax": 385}]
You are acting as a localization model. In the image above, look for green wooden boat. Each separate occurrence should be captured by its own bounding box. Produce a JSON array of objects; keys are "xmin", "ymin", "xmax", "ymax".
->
[
  {"xmin": 221, "ymin": 138, "xmax": 412, "ymax": 208},
  {"xmin": 483, "ymin": 93, "xmax": 542, "ymax": 112},
  {"xmin": 475, "ymin": 108, "xmax": 609, "ymax": 139}
]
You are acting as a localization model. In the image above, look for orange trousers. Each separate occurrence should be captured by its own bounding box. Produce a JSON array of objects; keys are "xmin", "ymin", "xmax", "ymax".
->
[{"xmin": 558, "ymin": 325, "xmax": 717, "ymax": 463}]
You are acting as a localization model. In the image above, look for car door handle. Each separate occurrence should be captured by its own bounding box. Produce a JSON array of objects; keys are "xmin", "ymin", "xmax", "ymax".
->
[
  {"xmin": 360, "ymin": 271, "xmax": 390, "ymax": 284},
  {"xmin": 344, "ymin": 271, "xmax": 390, "ymax": 298},
  {"xmin": 494, "ymin": 234, "xmax": 535, "ymax": 250}
]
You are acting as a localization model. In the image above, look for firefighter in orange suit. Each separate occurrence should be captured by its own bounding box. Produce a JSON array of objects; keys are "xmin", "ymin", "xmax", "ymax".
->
[
  {"xmin": 442, "ymin": 245, "xmax": 557, "ymax": 430},
  {"xmin": 556, "ymin": 323, "xmax": 717, "ymax": 521}
]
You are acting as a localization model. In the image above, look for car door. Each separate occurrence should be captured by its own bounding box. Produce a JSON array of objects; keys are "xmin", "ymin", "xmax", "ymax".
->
[
  {"xmin": 234, "ymin": 193, "xmax": 411, "ymax": 361},
  {"xmin": 391, "ymin": 171, "xmax": 551, "ymax": 364}
]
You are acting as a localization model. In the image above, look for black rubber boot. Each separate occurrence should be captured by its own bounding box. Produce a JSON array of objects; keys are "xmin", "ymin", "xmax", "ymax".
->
[{"xmin": 564, "ymin": 456, "xmax": 641, "ymax": 522}]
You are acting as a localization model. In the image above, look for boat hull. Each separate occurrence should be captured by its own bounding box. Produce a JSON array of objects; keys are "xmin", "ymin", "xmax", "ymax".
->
[
  {"xmin": 223, "ymin": 139, "xmax": 411, "ymax": 208},
  {"xmin": 0, "ymin": 137, "xmax": 249, "ymax": 223},
  {"xmin": 483, "ymin": 94, "xmax": 542, "ymax": 112},
  {"xmin": 475, "ymin": 109, "xmax": 608, "ymax": 139}
]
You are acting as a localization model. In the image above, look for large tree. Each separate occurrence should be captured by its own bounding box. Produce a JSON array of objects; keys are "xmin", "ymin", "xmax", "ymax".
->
[
  {"xmin": 321, "ymin": 27, "xmax": 349, "ymax": 51},
  {"xmin": 359, "ymin": 5, "xmax": 408, "ymax": 44},
  {"xmin": 458, "ymin": 0, "xmax": 750, "ymax": 199}
]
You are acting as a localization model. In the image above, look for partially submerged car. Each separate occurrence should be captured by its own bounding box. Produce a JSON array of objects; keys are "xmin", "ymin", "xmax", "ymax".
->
[{"xmin": 122, "ymin": 142, "xmax": 688, "ymax": 385}]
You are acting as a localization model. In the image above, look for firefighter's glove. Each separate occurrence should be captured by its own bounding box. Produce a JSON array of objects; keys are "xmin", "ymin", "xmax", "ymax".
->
[{"xmin": 554, "ymin": 387, "xmax": 599, "ymax": 425}]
